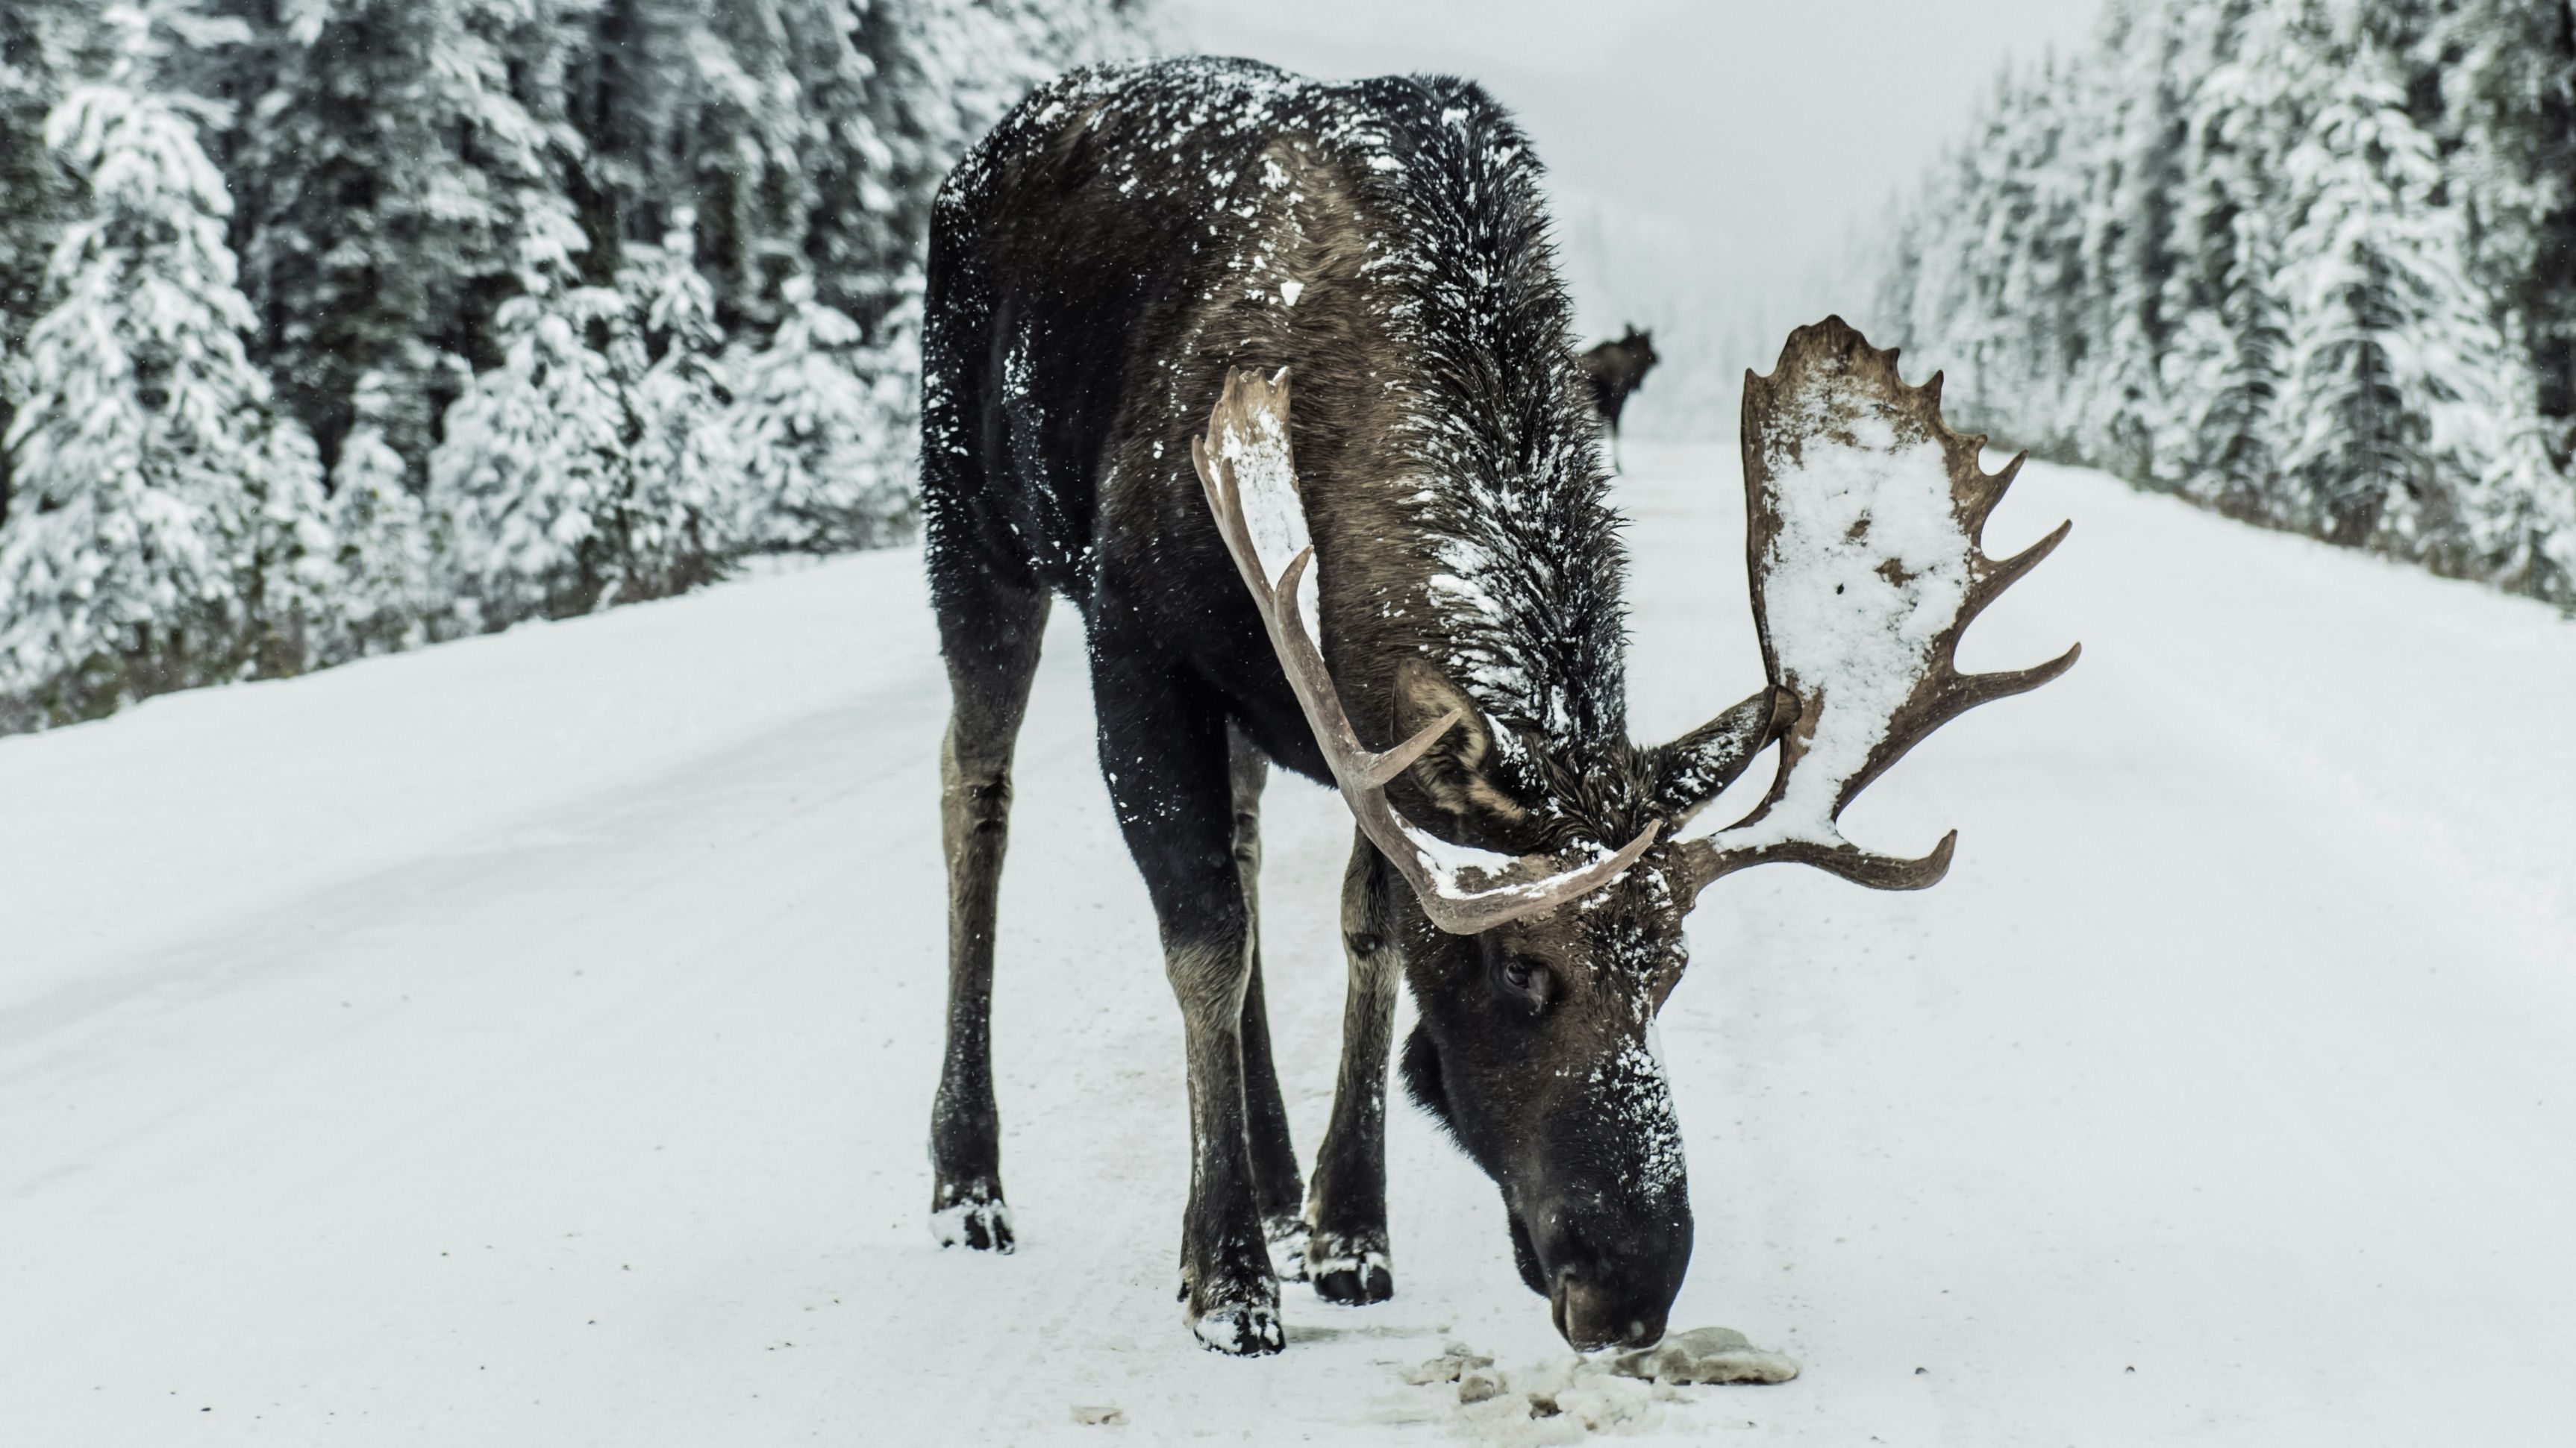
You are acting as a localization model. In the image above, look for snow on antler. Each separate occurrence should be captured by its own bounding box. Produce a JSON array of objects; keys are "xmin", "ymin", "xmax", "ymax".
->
[
  {"xmin": 1192, "ymin": 367, "xmax": 1657, "ymax": 933},
  {"xmin": 1679, "ymin": 317, "xmax": 2079, "ymax": 894}
]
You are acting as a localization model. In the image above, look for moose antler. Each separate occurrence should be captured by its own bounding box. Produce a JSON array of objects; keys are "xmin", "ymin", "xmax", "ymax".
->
[
  {"xmin": 1191, "ymin": 367, "xmax": 1660, "ymax": 935},
  {"xmin": 1675, "ymin": 318, "xmax": 2078, "ymax": 895}
]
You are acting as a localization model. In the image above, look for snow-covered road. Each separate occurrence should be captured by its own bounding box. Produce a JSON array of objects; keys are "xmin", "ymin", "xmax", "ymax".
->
[{"xmin": 4, "ymin": 445, "xmax": 2572, "ymax": 1445}]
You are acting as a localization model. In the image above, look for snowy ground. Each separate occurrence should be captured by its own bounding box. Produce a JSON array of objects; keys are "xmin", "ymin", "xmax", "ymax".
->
[{"xmin": 5, "ymin": 444, "xmax": 2573, "ymax": 1445}]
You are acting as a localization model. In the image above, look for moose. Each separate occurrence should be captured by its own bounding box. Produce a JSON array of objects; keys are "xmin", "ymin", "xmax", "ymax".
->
[
  {"xmin": 919, "ymin": 57, "xmax": 2075, "ymax": 1357},
  {"xmin": 1579, "ymin": 325, "xmax": 1659, "ymax": 468}
]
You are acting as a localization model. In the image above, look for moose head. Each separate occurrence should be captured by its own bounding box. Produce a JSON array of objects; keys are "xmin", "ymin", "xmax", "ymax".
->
[
  {"xmin": 1619, "ymin": 324, "xmax": 1657, "ymax": 369},
  {"xmin": 1194, "ymin": 318, "xmax": 2078, "ymax": 1349}
]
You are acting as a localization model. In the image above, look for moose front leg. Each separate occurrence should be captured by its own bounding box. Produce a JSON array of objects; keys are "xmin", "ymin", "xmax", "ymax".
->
[
  {"xmin": 1229, "ymin": 723, "xmax": 1309, "ymax": 1282},
  {"xmin": 1304, "ymin": 831, "xmax": 1401, "ymax": 1304},
  {"xmin": 1164, "ymin": 928, "xmax": 1284, "ymax": 1354},
  {"xmin": 1096, "ymin": 649, "xmax": 1283, "ymax": 1355},
  {"xmin": 927, "ymin": 568, "xmax": 1048, "ymax": 1253}
]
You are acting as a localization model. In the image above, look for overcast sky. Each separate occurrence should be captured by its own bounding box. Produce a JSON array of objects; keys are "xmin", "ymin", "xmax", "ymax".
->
[{"xmin": 1160, "ymin": 0, "xmax": 2107, "ymax": 300}]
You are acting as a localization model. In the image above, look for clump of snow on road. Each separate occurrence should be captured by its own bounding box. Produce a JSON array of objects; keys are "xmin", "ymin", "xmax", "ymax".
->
[
  {"xmin": 1381, "ymin": 1329, "xmax": 1797, "ymax": 1444},
  {"xmin": 1716, "ymin": 372, "xmax": 1971, "ymax": 849},
  {"xmin": 1611, "ymin": 1326, "xmax": 1801, "ymax": 1385}
]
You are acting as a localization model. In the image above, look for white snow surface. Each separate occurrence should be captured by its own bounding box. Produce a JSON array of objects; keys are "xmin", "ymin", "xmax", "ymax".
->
[{"xmin": 6, "ymin": 448, "xmax": 2576, "ymax": 1444}]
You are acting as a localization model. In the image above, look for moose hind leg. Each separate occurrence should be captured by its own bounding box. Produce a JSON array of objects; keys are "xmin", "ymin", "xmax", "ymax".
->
[
  {"xmin": 1306, "ymin": 831, "xmax": 1401, "ymax": 1304},
  {"xmin": 928, "ymin": 561, "xmax": 1049, "ymax": 1253},
  {"xmin": 1229, "ymin": 723, "xmax": 1308, "ymax": 1282},
  {"xmin": 1098, "ymin": 655, "xmax": 1281, "ymax": 1355}
]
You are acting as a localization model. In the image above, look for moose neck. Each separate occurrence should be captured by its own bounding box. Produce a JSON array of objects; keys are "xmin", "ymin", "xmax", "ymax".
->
[{"xmin": 1326, "ymin": 84, "xmax": 1635, "ymax": 813}]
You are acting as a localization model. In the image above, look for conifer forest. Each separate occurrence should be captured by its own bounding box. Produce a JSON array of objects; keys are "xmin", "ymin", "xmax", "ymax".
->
[
  {"xmin": 1872, "ymin": 0, "xmax": 2576, "ymax": 606},
  {"xmin": 0, "ymin": 0, "xmax": 1145, "ymax": 730}
]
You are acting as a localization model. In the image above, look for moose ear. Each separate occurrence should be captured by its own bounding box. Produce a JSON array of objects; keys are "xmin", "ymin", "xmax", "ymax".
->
[
  {"xmin": 1650, "ymin": 686, "xmax": 1792, "ymax": 824},
  {"xmin": 1391, "ymin": 658, "xmax": 1530, "ymax": 830}
]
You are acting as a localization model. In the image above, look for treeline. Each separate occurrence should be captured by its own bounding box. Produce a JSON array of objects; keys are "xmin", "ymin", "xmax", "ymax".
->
[
  {"xmin": 0, "ymin": 0, "xmax": 1145, "ymax": 731},
  {"xmin": 1872, "ymin": 0, "xmax": 2576, "ymax": 605}
]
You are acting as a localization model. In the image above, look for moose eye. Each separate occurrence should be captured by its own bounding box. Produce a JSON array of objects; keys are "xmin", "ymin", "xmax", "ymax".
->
[{"xmin": 1492, "ymin": 953, "xmax": 1555, "ymax": 1014}]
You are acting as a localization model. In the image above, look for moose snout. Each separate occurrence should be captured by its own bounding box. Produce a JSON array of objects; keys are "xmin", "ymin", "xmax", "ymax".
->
[
  {"xmin": 1523, "ymin": 1195, "xmax": 1692, "ymax": 1351},
  {"xmin": 1550, "ymin": 1267, "xmax": 1669, "ymax": 1350}
]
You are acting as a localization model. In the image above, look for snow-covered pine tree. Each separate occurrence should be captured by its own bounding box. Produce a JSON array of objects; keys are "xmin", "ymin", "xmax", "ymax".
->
[
  {"xmin": 0, "ymin": 0, "xmax": 328, "ymax": 727},
  {"xmin": 1864, "ymin": 189, "xmax": 1927, "ymax": 362},
  {"xmin": 0, "ymin": 0, "xmax": 90, "ymax": 526},
  {"xmin": 2153, "ymin": 0, "xmax": 2295, "ymax": 518},
  {"xmin": 731, "ymin": 273, "xmax": 911, "ymax": 552},
  {"xmin": 2273, "ymin": 1, "xmax": 2508, "ymax": 551},
  {"xmin": 682, "ymin": 0, "xmax": 818, "ymax": 337},
  {"xmin": 1942, "ymin": 66, "xmax": 2032, "ymax": 430},
  {"xmin": 220, "ymin": 0, "xmax": 456, "ymax": 480},
  {"xmin": 321, "ymin": 371, "xmax": 436, "ymax": 659},
  {"xmin": 618, "ymin": 221, "xmax": 740, "ymax": 598},
  {"xmin": 2069, "ymin": 0, "xmax": 2187, "ymax": 482},
  {"xmin": 2418, "ymin": 0, "xmax": 2576, "ymax": 598},
  {"xmin": 1878, "ymin": 46, "xmax": 2107, "ymax": 463},
  {"xmin": 1991, "ymin": 54, "xmax": 2095, "ymax": 453},
  {"xmin": 2466, "ymin": 379, "xmax": 2576, "ymax": 597},
  {"xmin": 213, "ymin": 0, "xmax": 598, "ymax": 486},
  {"xmin": 431, "ymin": 214, "xmax": 745, "ymax": 624},
  {"xmin": 413, "ymin": 0, "xmax": 654, "ymax": 629},
  {"xmin": 428, "ymin": 278, "xmax": 629, "ymax": 627}
]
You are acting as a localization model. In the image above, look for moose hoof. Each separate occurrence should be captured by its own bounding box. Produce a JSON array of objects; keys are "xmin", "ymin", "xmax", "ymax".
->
[
  {"xmin": 930, "ymin": 1183, "xmax": 1014, "ymax": 1253},
  {"xmin": 1189, "ymin": 1300, "xmax": 1286, "ymax": 1356},
  {"xmin": 1308, "ymin": 1233, "xmax": 1393, "ymax": 1306},
  {"xmin": 1264, "ymin": 1217, "xmax": 1311, "ymax": 1284}
]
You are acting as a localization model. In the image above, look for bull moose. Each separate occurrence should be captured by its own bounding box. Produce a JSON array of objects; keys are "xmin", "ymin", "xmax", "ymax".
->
[{"xmin": 919, "ymin": 57, "xmax": 2075, "ymax": 1356}]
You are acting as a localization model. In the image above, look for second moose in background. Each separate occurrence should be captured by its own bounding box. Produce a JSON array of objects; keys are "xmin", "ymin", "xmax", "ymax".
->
[{"xmin": 1581, "ymin": 325, "xmax": 1658, "ymax": 468}]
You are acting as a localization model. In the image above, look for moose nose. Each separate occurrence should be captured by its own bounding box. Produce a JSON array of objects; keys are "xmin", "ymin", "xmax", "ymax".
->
[
  {"xmin": 1523, "ymin": 1193, "xmax": 1691, "ymax": 1351},
  {"xmin": 1550, "ymin": 1266, "xmax": 1669, "ymax": 1350}
]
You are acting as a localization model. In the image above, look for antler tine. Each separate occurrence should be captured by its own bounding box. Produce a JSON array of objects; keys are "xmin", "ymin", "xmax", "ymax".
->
[
  {"xmin": 1192, "ymin": 366, "xmax": 1659, "ymax": 935},
  {"xmin": 1963, "ymin": 515, "xmax": 2070, "ymax": 626},
  {"xmin": 1677, "ymin": 317, "xmax": 2077, "ymax": 897},
  {"xmin": 1688, "ymin": 830, "xmax": 1960, "ymax": 894},
  {"xmin": 1950, "ymin": 445, "xmax": 2016, "ymax": 521},
  {"xmin": 1936, "ymin": 642, "xmax": 2083, "ymax": 724}
]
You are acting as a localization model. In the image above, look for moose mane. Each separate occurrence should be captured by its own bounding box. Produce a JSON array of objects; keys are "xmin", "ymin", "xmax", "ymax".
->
[{"xmin": 1341, "ymin": 77, "xmax": 1633, "ymax": 792}]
